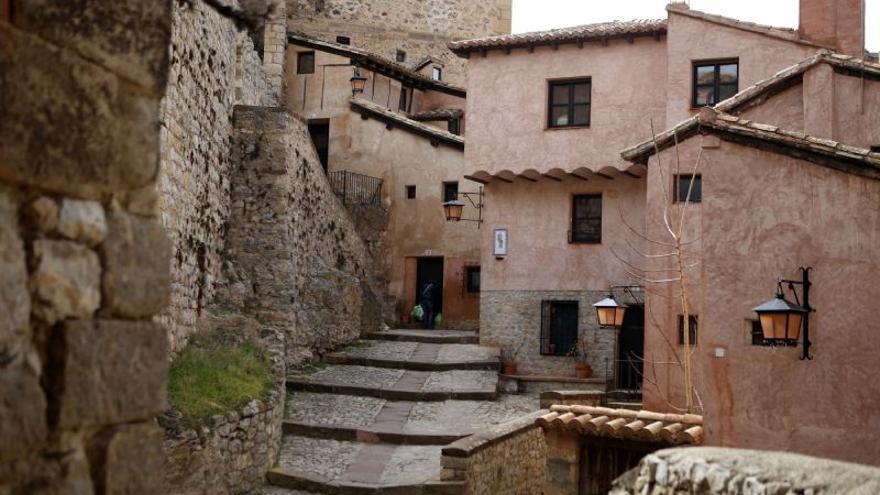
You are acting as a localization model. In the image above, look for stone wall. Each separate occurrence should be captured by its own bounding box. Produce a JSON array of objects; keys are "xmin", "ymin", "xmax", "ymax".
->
[
  {"xmin": 222, "ymin": 105, "xmax": 384, "ymax": 365},
  {"xmin": 0, "ymin": 2, "xmax": 171, "ymax": 492},
  {"xmin": 441, "ymin": 411, "xmax": 548, "ymax": 495},
  {"xmin": 611, "ymin": 447, "xmax": 880, "ymax": 494},
  {"xmin": 287, "ymin": 0, "xmax": 512, "ymax": 86},
  {"xmin": 162, "ymin": 328, "xmax": 286, "ymax": 494},
  {"xmin": 158, "ymin": 0, "xmax": 284, "ymax": 353},
  {"xmin": 480, "ymin": 290, "xmax": 616, "ymax": 377}
]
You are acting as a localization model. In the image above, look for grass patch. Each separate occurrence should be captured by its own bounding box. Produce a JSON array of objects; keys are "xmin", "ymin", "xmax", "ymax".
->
[
  {"xmin": 343, "ymin": 340, "xmax": 372, "ymax": 350},
  {"xmin": 168, "ymin": 336, "xmax": 273, "ymax": 428}
]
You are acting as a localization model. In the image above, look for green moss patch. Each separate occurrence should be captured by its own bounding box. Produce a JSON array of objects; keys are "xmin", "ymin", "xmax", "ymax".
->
[{"xmin": 168, "ymin": 336, "xmax": 273, "ymax": 428}]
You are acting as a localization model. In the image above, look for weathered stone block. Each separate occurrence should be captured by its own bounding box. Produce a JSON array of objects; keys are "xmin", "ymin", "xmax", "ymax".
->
[
  {"xmin": 89, "ymin": 422, "xmax": 164, "ymax": 495},
  {"xmin": 0, "ymin": 24, "xmax": 162, "ymax": 199},
  {"xmin": 22, "ymin": 196, "xmax": 59, "ymax": 234},
  {"xmin": 0, "ymin": 354, "xmax": 48, "ymax": 463},
  {"xmin": 57, "ymin": 199, "xmax": 107, "ymax": 247},
  {"xmin": 10, "ymin": 0, "xmax": 172, "ymax": 95},
  {"xmin": 101, "ymin": 209, "xmax": 170, "ymax": 318},
  {"xmin": 0, "ymin": 186, "xmax": 30, "ymax": 352},
  {"xmin": 29, "ymin": 239, "xmax": 101, "ymax": 325},
  {"xmin": 53, "ymin": 319, "xmax": 167, "ymax": 428}
]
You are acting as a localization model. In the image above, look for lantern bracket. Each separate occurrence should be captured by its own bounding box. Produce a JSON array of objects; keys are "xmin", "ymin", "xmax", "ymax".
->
[
  {"xmin": 446, "ymin": 188, "xmax": 484, "ymax": 227},
  {"xmin": 610, "ymin": 284, "xmax": 644, "ymax": 306},
  {"xmin": 776, "ymin": 267, "xmax": 813, "ymax": 360}
]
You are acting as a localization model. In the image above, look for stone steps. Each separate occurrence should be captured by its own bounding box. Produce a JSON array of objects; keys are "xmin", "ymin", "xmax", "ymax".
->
[
  {"xmin": 287, "ymin": 365, "xmax": 499, "ymax": 401},
  {"xmin": 324, "ymin": 340, "xmax": 499, "ymax": 371},
  {"xmin": 364, "ymin": 329, "xmax": 479, "ymax": 344}
]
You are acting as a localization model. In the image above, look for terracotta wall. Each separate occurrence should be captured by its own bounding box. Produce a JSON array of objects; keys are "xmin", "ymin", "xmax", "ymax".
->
[
  {"xmin": 643, "ymin": 136, "xmax": 880, "ymax": 466},
  {"xmin": 463, "ymin": 37, "xmax": 667, "ymax": 175},
  {"xmin": 664, "ymin": 10, "xmax": 817, "ymax": 127}
]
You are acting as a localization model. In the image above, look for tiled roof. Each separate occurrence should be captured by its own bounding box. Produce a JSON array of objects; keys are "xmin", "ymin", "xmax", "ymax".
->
[
  {"xmin": 350, "ymin": 98, "xmax": 465, "ymax": 151},
  {"xmin": 621, "ymin": 51, "xmax": 880, "ymax": 168},
  {"xmin": 288, "ymin": 33, "xmax": 466, "ymax": 98},
  {"xmin": 537, "ymin": 405, "xmax": 704, "ymax": 445},
  {"xmin": 448, "ymin": 19, "xmax": 667, "ymax": 56},
  {"xmin": 409, "ymin": 107, "xmax": 464, "ymax": 122},
  {"xmin": 665, "ymin": 3, "xmax": 828, "ymax": 48}
]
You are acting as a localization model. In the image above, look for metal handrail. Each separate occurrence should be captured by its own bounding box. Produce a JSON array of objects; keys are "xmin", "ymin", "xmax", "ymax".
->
[{"xmin": 328, "ymin": 170, "xmax": 383, "ymax": 207}]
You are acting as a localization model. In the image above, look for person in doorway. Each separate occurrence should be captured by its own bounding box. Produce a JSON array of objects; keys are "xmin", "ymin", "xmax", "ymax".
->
[{"xmin": 420, "ymin": 280, "xmax": 437, "ymax": 329}]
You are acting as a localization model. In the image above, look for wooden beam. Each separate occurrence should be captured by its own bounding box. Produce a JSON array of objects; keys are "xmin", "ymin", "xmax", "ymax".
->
[
  {"xmin": 464, "ymin": 174, "xmax": 489, "ymax": 184},
  {"xmin": 517, "ymin": 174, "xmax": 538, "ymax": 182},
  {"xmin": 493, "ymin": 174, "xmax": 514, "ymax": 183},
  {"xmin": 622, "ymin": 171, "xmax": 642, "ymax": 179},
  {"xmin": 568, "ymin": 172, "xmax": 590, "ymax": 181},
  {"xmin": 542, "ymin": 173, "xmax": 563, "ymax": 182},
  {"xmin": 595, "ymin": 172, "xmax": 615, "ymax": 180}
]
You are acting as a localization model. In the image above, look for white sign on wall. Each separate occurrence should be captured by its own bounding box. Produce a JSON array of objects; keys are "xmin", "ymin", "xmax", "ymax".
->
[{"xmin": 493, "ymin": 228, "xmax": 508, "ymax": 257}]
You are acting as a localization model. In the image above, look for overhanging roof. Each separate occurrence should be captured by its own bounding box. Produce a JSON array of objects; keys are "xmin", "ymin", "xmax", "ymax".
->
[
  {"xmin": 350, "ymin": 98, "xmax": 465, "ymax": 151},
  {"xmin": 537, "ymin": 405, "xmax": 704, "ymax": 445}
]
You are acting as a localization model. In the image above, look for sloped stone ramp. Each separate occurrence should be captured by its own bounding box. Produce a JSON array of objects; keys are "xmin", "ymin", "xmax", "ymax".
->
[{"xmin": 264, "ymin": 329, "xmax": 538, "ymax": 494}]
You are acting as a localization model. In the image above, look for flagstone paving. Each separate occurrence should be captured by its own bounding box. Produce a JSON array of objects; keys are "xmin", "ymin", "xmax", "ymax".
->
[{"xmin": 265, "ymin": 329, "xmax": 539, "ymax": 494}]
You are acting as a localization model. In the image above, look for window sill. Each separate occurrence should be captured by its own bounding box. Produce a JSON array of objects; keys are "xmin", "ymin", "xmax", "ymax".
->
[
  {"xmin": 568, "ymin": 240, "xmax": 602, "ymax": 245},
  {"xmin": 545, "ymin": 124, "xmax": 591, "ymax": 131}
]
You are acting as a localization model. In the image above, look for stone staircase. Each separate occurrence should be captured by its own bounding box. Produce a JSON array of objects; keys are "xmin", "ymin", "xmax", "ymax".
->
[{"xmin": 264, "ymin": 329, "xmax": 537, "ymax": 494}]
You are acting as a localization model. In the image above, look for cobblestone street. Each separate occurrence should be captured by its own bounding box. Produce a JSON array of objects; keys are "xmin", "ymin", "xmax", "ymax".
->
[{"xmin": 264, "ymin": 329, "xmax": 539, "ymax": 493}]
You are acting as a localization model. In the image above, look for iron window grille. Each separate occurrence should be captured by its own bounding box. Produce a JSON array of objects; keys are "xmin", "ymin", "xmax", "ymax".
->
[
  {"xmin": 540, "ymin": 300, "xmax": 579, "ymax": 356},
  {"xmin": 570, "ymin": 194, "xmax": 602, "ymax": 244},
  {"xmin": 396, "ymin": 50, "xmax": 407, "ymax": 63},
  {"xmin": 336, "ymin": 36, "xmax": 351, "ymax": 45},
  {"xmin": 548, "ymin": 78, "xmax": 591, "ymax": 128},
  {"xmin": 297, "ymin": 51, "xmax": 315, "ymax": 74},
  {"xmin": 443, "ymin": 181, "xmax": 459, "ymax": 203},
  {"xmin": 448, "ymin": 118, "xmax": 460, "ymax": 136},
  {"xmin": 677, "ymin": 315, "xmax": 698, "ymax": 346},
  {"xmin": 692, "ymin": 60, "xmax": 738, "ymax": 107},
  {"xmin": 673, "ymin": 174, "xmax": 702, "ymax": 203}
]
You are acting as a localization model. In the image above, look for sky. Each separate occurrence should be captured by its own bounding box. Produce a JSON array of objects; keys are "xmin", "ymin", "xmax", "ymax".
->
[{"xmin": 512, "ymin": 0, "xmax": 880, "ymax": 52}]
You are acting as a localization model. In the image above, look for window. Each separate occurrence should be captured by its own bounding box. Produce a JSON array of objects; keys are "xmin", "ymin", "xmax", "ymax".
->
[
  {"xmin": 693, "ymin": 60, "xmax": 738, "ymax": 107},
  {"xmin": 398, "ymin": 88, "xmax": 408, "ymax": 112},
  {"xmin": 750, "ymin": 319, "xmax": 767, "ymax": 346},
  {"xmin": 432, "ymin": 66, "xmax": 442, "ymax": 81},
  {"xmin": 548, "ymin": 78, "xmax": 591, "ymax": 128},
  {"xmin": 678, "ymin": 315, "xmax": 698, "ymax": 346},
  {"xmin": 406, "ymin": 185, "xmax": 416, "ymax": 199},
  {"xmin": 674, "ymin": 174, "xmax": 702, "ymax": 203},
  {"xmin": 570, "ymin": 194, "xmax": 602, "ymax": 244},
  {"xmin": 447, "ymin": 118, "xmax": 460, "ymax": 136},
  {"xmin": 336, "ymin": 36, "xmax": 351, "ymax": 45},
  {"xmin": 466, "ymin": 266, "xmax": 481, "ymax": 293},
  {"xmin": 871, "ymin": 145, "xmax": 880, "ymax": 153},
  {"xmin": 443, "ymin": 181, "xmax": 459, "ymax": 202},
  {"xmin": 540, "ymin": 301, "xmax": 579, "ymax": 356},
  {"xmin": 396, "ymin": 50, "xmax": 407, "ymax": 63},
  {"xmin": 297, "ymin": 51, "xmax": 315, "ymax": 74}
]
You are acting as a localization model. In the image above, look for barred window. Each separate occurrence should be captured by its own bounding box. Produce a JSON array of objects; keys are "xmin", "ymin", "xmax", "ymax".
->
[
  {"xmin": 570, "ymin": 194, "xmax": 602, "ymax": 244},
  {"xmin": 540, "ymin": 301, "xmax": 578, "ymax": 356}
]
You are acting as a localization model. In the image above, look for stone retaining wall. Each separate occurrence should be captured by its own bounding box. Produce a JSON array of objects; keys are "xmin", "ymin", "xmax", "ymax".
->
[
  {"xmin": 162, "ymin": 329, "xmax": 286, "ymax": 494},
  {"xmin": 441, "ymin": 411, "xmax": 548, "ymax": 495},
  {"xmin": 611, "ymin": 447, "xmax": 880, "ymax": 494},
  {"xmin": 0, "ymin": 3, "xmax": 171, "ymax": 492},
  {"xmin": 157, "ymin": 0, "xmax": 285, "ymax": 353},
  {"xmin": 481, "ymin": 290, "xmax": 616, "ymax": 377},
  {"xmin": 222, "ymin": 106, "xmax": 385, "ymax": 365}
]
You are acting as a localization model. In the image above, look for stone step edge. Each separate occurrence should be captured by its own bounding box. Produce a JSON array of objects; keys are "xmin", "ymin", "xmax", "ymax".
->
[
  {"xmin": 285, "ymin": 380, "xmax": 498, "ymax": 402},
  {"xmin": 324, "ymin": 354, "xmax": 500, "ymax": 371},
  {"xmin": 266, "ymin": 468, "xmax": 465, "ymax": 495},
  {"xmin": 282, "ymin": 420, "xmax": 468, "ymax": 446},
  {"xmin": 364, "ymin": 332, "xmax": 478, "ymax": 344}
]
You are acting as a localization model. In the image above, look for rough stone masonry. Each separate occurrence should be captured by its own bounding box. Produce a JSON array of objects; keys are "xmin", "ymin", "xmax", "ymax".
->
[{"xmin": 0, "ymin": 1, "xmax": 173, "ymax": 492}]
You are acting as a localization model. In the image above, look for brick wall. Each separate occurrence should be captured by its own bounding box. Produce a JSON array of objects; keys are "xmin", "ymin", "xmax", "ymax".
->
[
  {"xmin": 0, "ymin": 2, "xmax": 171, "ymax": 492},
  {"xmin": 480, "ymin": 290, "xmax": 617, "ymax": 377},
  {"xmin": 157, "ymin": 0, "xmax": 283, "ymax": 353}
]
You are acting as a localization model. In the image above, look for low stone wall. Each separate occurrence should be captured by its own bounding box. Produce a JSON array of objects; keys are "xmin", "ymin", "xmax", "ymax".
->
[
  {"xmin": 611, "ymin": 447, "xmax": 880, "ymax": 494},
  {"xmin": 162, "ymin": 329, "xmax": 286, "ymax": 494},
  {"xmin": 480, "ymin": 290, "xmax": 615, "ymax": 377},
  {"xmin": 441, "ymin": 411, "xmax": 548, "ymax": 495}
]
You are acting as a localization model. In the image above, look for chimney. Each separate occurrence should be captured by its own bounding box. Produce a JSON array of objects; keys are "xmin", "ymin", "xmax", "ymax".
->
[{"xmin": 799, "ymin": 0, "xmax": 865, "ymax": 57}]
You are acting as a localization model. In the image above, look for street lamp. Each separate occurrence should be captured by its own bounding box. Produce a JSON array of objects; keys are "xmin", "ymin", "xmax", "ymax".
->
[
  {"xmin": 593, "ymin": 294, "xmax": 627, "ymax": 328},
  {"xmin": 441, "ymin": 188, "xmax": 484, "ymax": 227},
  {"xmin": 350, "ymin": 67, "xmax": 367, "ymax": 96},
  {"xmin": 442, "ymin": 200, "xmax": 465, "ymax": 221},
  {"xmin": 753, "ymin": 267, "xmax": 813, "ymax": 359}
]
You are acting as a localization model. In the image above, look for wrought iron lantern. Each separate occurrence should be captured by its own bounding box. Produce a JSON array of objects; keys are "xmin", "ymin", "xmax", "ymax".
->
[
  {"xmin": 350, "ymin": 67, "xmax": 367, "ymax": 96},
  {"xmin": 442, "ymin": 200, "xmax": 465, "ymax": 221},
  {"xmin": 753, "ymin": 267, "xmax": 813, "ymax": 359},
  {"xmin": 593, "ymin": 294, "xmax": 627, "ymax": 328}
]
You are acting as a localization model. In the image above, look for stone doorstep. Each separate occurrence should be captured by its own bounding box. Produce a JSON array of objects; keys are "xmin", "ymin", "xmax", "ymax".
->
[
  {"xmin": 322, "ymin": 354, "xmax": 500, "ymax": 372},
  {"xmin": 266, "ymin": 468, "xmax": 465, "ymax": 495},
  {"xmin": 282, "ymin": 422, "xmax": 467, "ymax": 446},
  {"xmin": 285, "ymin": 381, "xmax": 498, "ymax": 402},
  {"xmin": 364, "ymin": 332, "xmax": 478, "ymax": 345}
]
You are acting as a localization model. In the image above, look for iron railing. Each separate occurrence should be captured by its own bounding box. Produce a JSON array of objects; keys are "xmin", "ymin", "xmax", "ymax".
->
[
  {"xmin": 604, "ymin": 357, "xmax": 644, "ymax": 394},
  {"xmin": 328, "ymin": 170, "xmax": 383, "ymax": 207}
]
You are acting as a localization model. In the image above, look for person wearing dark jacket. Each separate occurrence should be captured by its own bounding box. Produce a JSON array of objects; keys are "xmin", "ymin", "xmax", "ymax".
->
[{"xmin": 420, "ymin": 281, "xmax": 437, "ymax": 329}]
